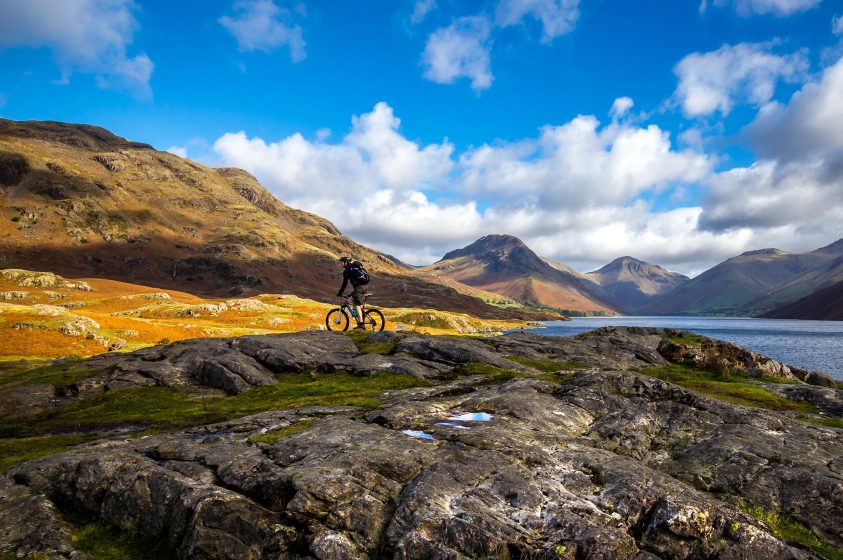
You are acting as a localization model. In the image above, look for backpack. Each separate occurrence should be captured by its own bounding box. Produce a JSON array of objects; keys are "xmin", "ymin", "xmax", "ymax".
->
[{"xmin": 348, "ymin": 261, "xmax": 369, "ymax": 285}]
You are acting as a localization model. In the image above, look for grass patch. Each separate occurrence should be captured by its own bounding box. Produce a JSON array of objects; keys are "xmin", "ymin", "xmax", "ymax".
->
[
  {"xmin": 643, "ymin": 364, "xmax": 819, "ymax": 413},
  {"xmin": 72, "ymin": 521, "xmax": 178, "ymax": 560},
  {"xmin": 345, "ymin": 330, "xmax": 397, "ymax": 355},
  {"xmin": 743, "ymin": 505, "xmax": 843, "ymax": 560},
  {"xmin": 0, "ymin": 361, "xmax": 101, "ymax": 392},
  {"xmin": 504, "ymin": 355, "xmax": 588, "ymax": 372},
  {"xmin": 250, "ymin": 418, "xmax": 317, "ymax": 444},
  {"xmin": 802, "ymin": 417, "xmax": 843, "ymax": 430},
  {"xmin": 668, "ymin": 333, "xmax": 704, "ymax": 346},
  {"xmin": 0, "ymin": 434, "xmax": 95, "ymax": 471},
  {"xmin": 0, "ymin": 372, "xmax": 429, "ymax": 441}
]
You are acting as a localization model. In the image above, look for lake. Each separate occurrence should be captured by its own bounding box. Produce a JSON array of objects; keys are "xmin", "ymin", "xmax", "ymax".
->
[{"xmin": 522, "ymin": 316, "xmax": 843, "ymax": 380}]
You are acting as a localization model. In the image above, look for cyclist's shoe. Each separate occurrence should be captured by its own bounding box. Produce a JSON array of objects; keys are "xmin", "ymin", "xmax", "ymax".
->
[{"xmin": 353, "ymin": 323, "xmax": 366, "ymax": 330}]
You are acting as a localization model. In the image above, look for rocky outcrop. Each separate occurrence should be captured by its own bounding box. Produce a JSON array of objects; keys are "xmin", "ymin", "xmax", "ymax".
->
[
  {"xmin": 653, "ymin": 328, "xmax": 836, "ymax": 387},
  {"xmin": 1, "ymin": 327, "xmax": 841, "ymax": 559}
]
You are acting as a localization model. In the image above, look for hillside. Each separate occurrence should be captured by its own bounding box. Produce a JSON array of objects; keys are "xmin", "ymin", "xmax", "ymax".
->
[
  {"xmin": 760, "ymin": 278, "xmax": 843, "ymax": 320},
  {"xmin": 421, "ymin": 235, "xmax": 616, "ymax": 315},
  {"xmin": 0, "ymin": 119, "xmax": 550, "ymax": 320},
  {"xmin": 642, "ymin": 242, "xmax": 843, "ymax": 316},
  {"xmin": 586, "ymin": 256, "xmax": 689, "ymax": 313},
  {"xmin": 0, "ymin": 268, "xmax": 532, "ymax": 361}
]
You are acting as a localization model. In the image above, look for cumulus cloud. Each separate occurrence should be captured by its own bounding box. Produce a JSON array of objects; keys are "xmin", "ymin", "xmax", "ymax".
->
[
  {"xmin": 0, "ymin": 0, "xmax": 153, "ymax": 97},
  {"xmin": 213, "ymin": 102, "xmax": 454, "ymax": 201},
  {"xmin": 746, "ymin": 56, "xmax": 843, "ymax": 176},
  {"xmin": 673, "ymin": 42, "xmax": 808, "ymax": 117},
  {"xmin": 410, "ymin": 0, "xmax": 437, "ymax": 24},
  {"xmin": 458, "ymin": 116, "xmax": 711, "ymax": 208},
  {"xmin": 702, "ymin": 0, "xmax": 821, "ymax": 16},
  {"xmin": 219, "ymin": 0, "xmax": 305, "ymax": 61},
  {"xmin": 698, "ymin": 56, "xmax": 843, "ymax": 255},
  {"xmin": 422, "ymin": 16, "xmax": 493, "ymax": 91},
  {"xmin": 834, "ymin": 15, "xmax": 843, "ymax": 35},
  {"xmin": 609, "ymin": 96, "xmax": 634, "ymax": 119},
  {"xmin": 495, "ymin": 0, "xmax": 580, "ymax": 43},
  {"xmin": 210, "ymin": 101, "xmax": 753, "ymax": 273}
]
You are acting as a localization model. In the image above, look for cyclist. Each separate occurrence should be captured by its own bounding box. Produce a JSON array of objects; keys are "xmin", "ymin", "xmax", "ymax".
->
[{"xmin": 337, "ymin": 256, "xmax": 369, "ymax": 329}]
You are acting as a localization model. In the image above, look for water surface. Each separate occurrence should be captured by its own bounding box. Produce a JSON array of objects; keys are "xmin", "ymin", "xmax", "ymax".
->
[{"xmin": 521, "ymin": 317, "xmax": 843, "ymax": 380}]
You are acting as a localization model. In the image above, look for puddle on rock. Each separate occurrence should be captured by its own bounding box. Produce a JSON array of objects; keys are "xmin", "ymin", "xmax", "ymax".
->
[
  {"xmin": 435, "ymin": 421, "xmax": 471, "ymax": 429},
  {"xmin": 402, "ymin": 429, "xmax": 435, "ymax": 440},
  {"xmin": 447, "ymin": 412, "xmax": 493, "ymax": 422}
]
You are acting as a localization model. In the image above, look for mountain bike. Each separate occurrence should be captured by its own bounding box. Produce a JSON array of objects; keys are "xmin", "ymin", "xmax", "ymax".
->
[{"xmin": 325, "ymin": 294, "xmax": 385, "ymax": 331}]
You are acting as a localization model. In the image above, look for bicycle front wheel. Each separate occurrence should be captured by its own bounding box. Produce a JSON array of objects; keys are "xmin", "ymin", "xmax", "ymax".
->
[
  {"xmin": 325, "ymin": 308, "xmax": 350, "ymax": 331},
  {"xmin": 363, "ymin": 309, "xmax": 385, "ymax": 332}
]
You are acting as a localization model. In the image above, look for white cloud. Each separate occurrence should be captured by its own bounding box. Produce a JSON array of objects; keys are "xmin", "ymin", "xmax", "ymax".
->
[
  {"xmin": 495, "ymin": 0, "xmax": 580, "ymax": 43},
  {"xmin": 410, "ymin": 0, "xmax": 437, "ymax": 24},
  {"xmin": 833, "ymin": 14, "xmax": 843, "ymax": 35},
  {"xmin": 211, "ymin": 102, "xmax": 737, "ymax": 273},
  {"xmin": 704, "ymin": 0, "xmax": 821, "ymax": 16},
  {"xmin": 213, "ymin": 102, "xmax": 454, "ymax": 202},
  {"xmin": 207, "ymin": 98, "xmax": 843, "ymax": 273},
  {"xmin": 0, "ymin": 0, "xmax": 153, "ymax": 97},
  {"xmin": 458, "ymin": 114, "xmax": 711, "ymax": 208},
  {"xmin": 609, "ymin": 96, "xmax": 634, "ymax": 119},
  {"xmin": 422, "ymin": 16, "xmax": 493, "ymax": 91},
  {"xmin": 697, "ymin": 56, "xmax": 843, "ymax": 256},
  {"xmin": 747, "ymin": 56, "xmax": 843, "ymax": 174},
  {"xmin": 673, "ymin": 42, "xmax": 808, "ymax": 117},
  {"xmin": 167, "ymin": 146, "xmax": 188, "ymax": 158},
  {"xmin": 219, "ymin": 0, "xmax": 305, "ymax": 61}
]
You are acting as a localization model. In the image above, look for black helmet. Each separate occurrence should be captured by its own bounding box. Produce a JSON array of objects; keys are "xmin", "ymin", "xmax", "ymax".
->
[{"xmin": 339, "ymin": 256, "xmax": 352, "ymax": 264}]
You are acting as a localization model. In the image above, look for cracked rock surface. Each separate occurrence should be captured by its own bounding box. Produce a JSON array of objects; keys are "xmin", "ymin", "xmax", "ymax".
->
[{"xmin": 1, "ymin": 327, "xmax": 841, "ymax": 559}]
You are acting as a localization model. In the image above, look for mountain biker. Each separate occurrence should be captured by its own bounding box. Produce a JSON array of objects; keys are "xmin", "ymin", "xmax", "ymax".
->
[{"xmin": 337, "ymin": 256, "xmax": 369, "ymax": 329}]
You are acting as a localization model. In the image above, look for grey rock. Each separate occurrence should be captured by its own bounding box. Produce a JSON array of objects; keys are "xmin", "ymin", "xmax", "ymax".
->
[{"xmin": 2, "ymin": 327, "xmax": 841, "ymax": 559}]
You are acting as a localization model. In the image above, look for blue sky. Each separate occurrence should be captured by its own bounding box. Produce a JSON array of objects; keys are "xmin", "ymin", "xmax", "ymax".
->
[{"xmin": 2, "ymin": 0, "xmax": 843, "ymax": 274}]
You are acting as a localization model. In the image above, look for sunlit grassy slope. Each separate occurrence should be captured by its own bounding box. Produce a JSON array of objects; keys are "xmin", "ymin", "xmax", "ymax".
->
[{"xmin": 0, "ymin": 269, "xmax": 533, "ymax": 361}]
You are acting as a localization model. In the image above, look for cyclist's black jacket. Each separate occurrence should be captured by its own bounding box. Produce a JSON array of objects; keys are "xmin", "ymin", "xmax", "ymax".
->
[{"xmin": 337, "ymin": 261, "xmax": 367, "ymax": 295}]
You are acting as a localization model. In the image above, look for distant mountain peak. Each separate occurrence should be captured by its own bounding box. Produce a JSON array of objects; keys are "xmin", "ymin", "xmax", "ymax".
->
[
  {"xmin": 586, "ymin": 256, "xmax": 689, "ymax": 312},
  {"xmin": 440, "ymin": 234, "xmax": 529, "ymax": 261},
  {"xmin": 738, "ymin": 248, "xmax": 787, "ymax": 257}
]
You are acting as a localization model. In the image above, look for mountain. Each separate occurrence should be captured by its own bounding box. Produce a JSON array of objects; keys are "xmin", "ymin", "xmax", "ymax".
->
[
  {"xmin": 0, "ymin": 118, "xmax": 550, "ymax": 320},
  {"xmin": 421, "ymin": 234, "xmax": 616, "ymax": 314},
  {"xmin": 585, "ymin": 256, "xmax": 689, "ymax": 313},
  {"xmin": 642, "ymin": 242, "xmax": 843, "ymax": 316},
  {"xmin": 760, "ymin": 278, "xmax": 843, "ymax": 320}
]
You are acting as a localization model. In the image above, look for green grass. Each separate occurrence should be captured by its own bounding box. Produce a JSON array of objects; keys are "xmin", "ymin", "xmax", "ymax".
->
[
  {"xmin": 0, "ymin": 371, "xmax": 430, "ymax": 470},
  {"xmin": 504, "ymin": 355, "xmax": 588, "ymax": 372},
  {"xmin": 743, "ymin": 505, "xmax": 843, "ymax": 560},
  {"xmin": 250, "ymin": 418, "xmax": 317, "ymax": 444},
  {"xmin": 668, "ymin": 333, "xmax": 704, "ymax": 346},
  {"xmin": 802, "ymin": 417, "xmax": 843, "ymax": 430},
  {"xmin": 0, "ymin": 361, "xmax": 102, "ymax": 393},
  {"xmin": 642, "ymin": 364, "xmax": 819, "ymax": 413},
  {"xmin": 345, "ymin": 330, "xmax": 397, "ymax": 355},
  {"xmin": 0, "ymin": 434, "xmax": 96, "ymax": 471},
  {"xmin": 72, "ymin": 521, "xmax": 178, "ymax": 560}
]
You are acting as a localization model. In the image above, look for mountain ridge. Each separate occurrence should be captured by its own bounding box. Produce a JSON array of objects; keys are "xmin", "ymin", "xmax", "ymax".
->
[
  {"xmin": 424, "ymin": 234, "xmax": 616, "ymax": 314},
  {"xmin": 586, "ymin": 256, "xmax": 689, "ymax": 313}
]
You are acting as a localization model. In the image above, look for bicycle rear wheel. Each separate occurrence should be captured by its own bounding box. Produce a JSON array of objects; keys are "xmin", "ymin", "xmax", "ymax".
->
[
  {"xmin": 325, "ymin": 308, "xmax": 350, "ymax": 331},
  {"xmin": 363, "ymin": 309, "xmax": 385, "ymax": 332}
]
